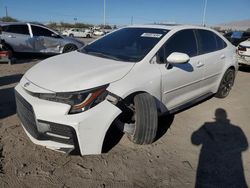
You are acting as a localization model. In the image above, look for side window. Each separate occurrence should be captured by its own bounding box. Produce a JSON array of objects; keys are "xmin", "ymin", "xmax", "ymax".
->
[
  {"xmin": 243, "ymin": 32, "xmax": 250, "ymax": 38},
  {"xmin": 215, "ymin": 35, "xmax": 227, "ymax": 50},
  {"xmin": 197, "ymin": 30, "xmax": 217, "ymax": 54},
  {"xmin": 165, "ymin": 29, "xmax": 198, "ymax": 58},
  {"xmin": 5, "ymin": 24, "xmax": 29, "ymax": 35},
  {"xmin": 31, "ymin": 25, "xmax": 54, "ymax": 37}
]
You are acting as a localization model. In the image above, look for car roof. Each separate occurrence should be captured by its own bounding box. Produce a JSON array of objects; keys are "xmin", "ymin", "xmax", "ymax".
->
[
  {"xmin": 0, "ymin": 22, "xmax": 45, "ymax": 26},
  {"xmin": 126, "ymin": 24, "xmax": 213, "ymax": 31}
]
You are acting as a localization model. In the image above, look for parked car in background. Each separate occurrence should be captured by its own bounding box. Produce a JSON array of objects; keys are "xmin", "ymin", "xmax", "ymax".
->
[
  {"xmin": 15, "ymin": 25, "xmax": 237, "ymax": 155},
  {"xmin": 237, "ymin": 39, "xmax": 250, "ymax": 66},
  {"xmin": 224, "ymin": 31, "xmax": 250, "ymax": 46},
  {"xmin": 62, "ymin": 28, "xmax": 92, "ymax": 38},
  {"xmin": 93, "ymin": 29, "xmax": 105, "ymax": 36},
  {"xmin": 0, "ymin": 22, "xmax": 85, "ymax": 54}
]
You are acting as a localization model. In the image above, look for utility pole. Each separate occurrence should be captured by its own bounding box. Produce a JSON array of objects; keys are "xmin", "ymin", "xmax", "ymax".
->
[
  {"xmin": 103, "ymin": 0, "xmax": 106, "ymax": 27},
  {"xmin": 5, "ymin": 6, "xmax": 8, "ymax": 17},
  {"xmin": 131, "ymin": 16, "xmax": 133, "ymax": 25},
  {"xmin": 202, "ymin": 0, "xmax": 207, "ymax": 26}
]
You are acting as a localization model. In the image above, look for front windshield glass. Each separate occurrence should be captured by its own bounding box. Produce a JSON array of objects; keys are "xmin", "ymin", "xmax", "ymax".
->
[{"xmin": 80, "ymin": 28, "xmax": 169, "ymax": 62}]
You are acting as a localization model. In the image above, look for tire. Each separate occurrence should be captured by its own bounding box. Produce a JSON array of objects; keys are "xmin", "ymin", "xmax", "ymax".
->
[
  {"xmin": 86, "ymin": 34, "xmax": 91, "ymax": 38},
  {"xmin": 69, "ymin": 34, "xmax": 74, "ymax": 37},
  {"xmin": 215, "ymin": 68, "xmax": 235, "ymax": 98},
  {"xmin": 127, "ymin": 93, "xmax": 158, "ymax": 145},
  {"xmin": 62, "ymin": 44, "xmax": 77, "ymax": 53}
]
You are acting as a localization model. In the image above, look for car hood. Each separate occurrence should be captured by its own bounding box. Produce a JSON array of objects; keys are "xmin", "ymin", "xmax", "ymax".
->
[{"xmin": 25, "ymin": 51, "xmax": 135, "ymax": 92}]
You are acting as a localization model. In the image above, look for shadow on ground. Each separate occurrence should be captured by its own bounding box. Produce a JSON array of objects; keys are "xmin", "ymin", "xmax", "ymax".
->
[
  {"xmin": 0, "ymin": 74, "xmax": 23, "ymax": 87},
  {"xmin": 192, "ymin": 108, "xmax": 248, "ymax": 188},
  {"xmin": 239, "ymin": 66, "xmax": 250, "ymax": 73},
  {"xmin": 0, "ymin": 87, "xmax": 16, "ymax": 119}
]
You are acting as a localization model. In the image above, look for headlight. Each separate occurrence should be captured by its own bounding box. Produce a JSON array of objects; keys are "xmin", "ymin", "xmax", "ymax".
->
[{"xmin": 39, "ymin": 85, "xmax": 108, "ymax": 114}]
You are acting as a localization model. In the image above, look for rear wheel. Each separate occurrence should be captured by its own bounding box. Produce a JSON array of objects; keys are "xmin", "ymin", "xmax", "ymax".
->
[
  {"xmin": 215, "ymin": 69, "xmax": 235, "ymax": 98},
  {"xmin": 62, "ymin": 44, "xmax": 77, "ymax": 53},
  {"xmin": 126, "ymin": 93, "xmax": 158, "ymax": 145},
  {"xmin": 69, "ymin": 33, "xmax": 74, "ymax": 37}
]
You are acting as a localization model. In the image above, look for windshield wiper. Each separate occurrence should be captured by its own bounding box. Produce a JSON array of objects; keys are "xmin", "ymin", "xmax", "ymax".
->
[{"xmin": 85, "ymin": 51, "xmax": 123, "ymax": 61}]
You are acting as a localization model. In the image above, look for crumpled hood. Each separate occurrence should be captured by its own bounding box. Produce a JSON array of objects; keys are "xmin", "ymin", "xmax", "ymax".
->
[{"xmin": 25, "ymin": 51, "xmax": 135, "ymax": 92}]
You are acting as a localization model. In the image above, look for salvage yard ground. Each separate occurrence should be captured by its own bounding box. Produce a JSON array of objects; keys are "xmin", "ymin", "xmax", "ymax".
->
[{"xmin": 0, "ymin": 38, "xmax": 250, "ymax": 187}]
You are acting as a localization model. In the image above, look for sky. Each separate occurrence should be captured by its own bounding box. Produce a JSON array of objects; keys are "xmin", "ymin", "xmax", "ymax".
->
[{"xmin": 0, "ymin": 0, "xmax": 250, "ymax": 26}]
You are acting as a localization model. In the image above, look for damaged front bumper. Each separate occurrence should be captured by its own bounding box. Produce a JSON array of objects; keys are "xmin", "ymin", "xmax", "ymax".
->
[{"xmin": 15, "ymin": 83, "xmax": 122, "ymax": 155}]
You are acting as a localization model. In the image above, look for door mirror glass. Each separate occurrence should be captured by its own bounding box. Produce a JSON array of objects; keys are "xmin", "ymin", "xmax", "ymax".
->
[{"xmin": 166, "ymin": 52, "xmax": 190, "ymax": 64}]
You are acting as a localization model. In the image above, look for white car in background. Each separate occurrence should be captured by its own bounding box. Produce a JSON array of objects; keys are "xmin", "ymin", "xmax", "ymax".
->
[
  {"xmin": 237, "ymin": 39, "xmax": 250, "ymax": 66},
  {"xmin": 62, "ymin": 28, "xmax": 92, "ymax": 38},
  {"xmin": 93, "ymin": 30, "xmax": 105, "ymax": 36},
  {"xmin": 15, "ymin": 25, "xmax": 237, "ymax": 156}
]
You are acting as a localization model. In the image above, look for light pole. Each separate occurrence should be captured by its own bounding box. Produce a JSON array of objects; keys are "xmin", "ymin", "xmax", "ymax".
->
[
  {"xmin": 103, "ymin": 0, "xmax": 106, "ymax": 27},
  {"xmin": 202, "ymin": 0, "xmax": 207, "ymax": 26}
]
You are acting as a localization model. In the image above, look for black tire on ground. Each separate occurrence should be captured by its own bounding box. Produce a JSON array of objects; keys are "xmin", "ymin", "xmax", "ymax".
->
[
  {"xmin": 215, "ymin": 68, "xmax": 235, "ymax": 98},
  {"xmin": 62, "ymin": 44, "xmax": 77, "ymax": 53},
  {"xmin": 127, "ymin": 93, "xmax": 158, "ymax": 145},
  {"xmin": 86, "ymin": 34, "xmax": 91, "ymax": 38},
  {"xmin": 69, "ymin": 34, "xmax": 74, "ymax": 37}
]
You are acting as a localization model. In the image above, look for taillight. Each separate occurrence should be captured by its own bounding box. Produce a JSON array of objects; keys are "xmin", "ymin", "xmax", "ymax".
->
[{"xmin": 238, "ymin": 45, "xmax": 246, "ymax": 52}]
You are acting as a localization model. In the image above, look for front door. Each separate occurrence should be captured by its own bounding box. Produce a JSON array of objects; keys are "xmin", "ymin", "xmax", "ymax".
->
[
  {"xmin": 31, "ymin": 25, "xmax": 62, "ymax": 53},
  {"xmin": 158, "ymin": 29, "xmax": 204, "ymax": 110}
]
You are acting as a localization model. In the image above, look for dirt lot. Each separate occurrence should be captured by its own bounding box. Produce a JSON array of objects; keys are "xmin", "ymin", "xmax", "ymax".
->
[{"xmin": 0, "ymin": 50, "xmax": 250, "ymax": 187}]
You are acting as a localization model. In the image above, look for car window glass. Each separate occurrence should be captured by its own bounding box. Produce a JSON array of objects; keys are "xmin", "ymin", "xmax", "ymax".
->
[
  {"xmin": 156, "ymin": 46, "xmax": 165, "ymax": 64},
  {"xmin": 215, "ymin": 35, "xmax": 227, "ymax": 50},
  {"xmin": 82, "ymin": 28, "xmax": 168, "ymax": 62},
  {"xmin": 31, "ymin": 25, "xmax": 54, "ymax": 37},
  {"xmin": 165, "ymin": 29, "xmax": 198, "ymax": 58},
  {"xmin": 5, "ymin": 24, "xmax": 29, "ymax": 35},
  {"xmin": 231, "ymin": 31, "xmax": 243, "ymax": 39},
  {"xmin": 243, "ymin": 32, "xmax": 250, "ymax": 37},
  {"xmin": 197, "ymin": 30, "xmax": 217, "ymax": 54}
]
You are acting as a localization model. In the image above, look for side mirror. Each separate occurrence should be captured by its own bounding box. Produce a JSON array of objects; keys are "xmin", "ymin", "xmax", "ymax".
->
[{"xmin": 167, "ymin": 52, "xmax": 190, "ymax": 64}]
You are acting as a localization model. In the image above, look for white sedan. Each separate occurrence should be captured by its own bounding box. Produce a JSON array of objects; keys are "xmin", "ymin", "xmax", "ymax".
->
[
  {"xmin": 237, "ymin": 39, "xmax": 250, "ymax": 66},
  {"xmin": 93, "ymin": 30, "xmax": 105, "ymax": 36},
  {"xmin": 62, "ymin": 28, "xmax": 92, "ymax": 38},
  {"xmin": 15, "ymin": 25, "xmax": 237, "ymax": 155}
]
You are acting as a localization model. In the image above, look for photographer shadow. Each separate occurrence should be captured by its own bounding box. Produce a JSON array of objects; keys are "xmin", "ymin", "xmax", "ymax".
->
[{"xmin": 191, "ymin": 108, "xmax": 248, "ymax": 188}]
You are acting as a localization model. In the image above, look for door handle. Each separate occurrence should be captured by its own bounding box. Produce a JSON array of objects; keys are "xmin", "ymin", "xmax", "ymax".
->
[
  {"xmin": 220, "ymin": 54, "xmax": 226, "ymax": 59},
  {"xmin": 196, "ymin": 62, "xmax": 204, "ymax": 68}
]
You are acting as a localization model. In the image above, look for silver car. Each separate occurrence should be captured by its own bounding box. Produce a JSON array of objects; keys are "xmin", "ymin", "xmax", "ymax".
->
[{"xmin": 0, "ymin": 22, "xmax": 84, "ymax": 54}]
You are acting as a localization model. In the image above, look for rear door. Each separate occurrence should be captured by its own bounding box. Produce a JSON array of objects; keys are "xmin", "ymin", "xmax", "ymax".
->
[
  {"xmin": 195, "ymin": 29, "xmax": 227, "ymax": 94},
  {"xmin": 31, "ymin": 25, "xmax": 63, "ymax": 53},
  {"xmin": 2, "ymin": 24, "xmax": 34, "ymax": 52},
  {"xmin": 158, "ymin": 29, "xmax": 204, "ymax": 110}
]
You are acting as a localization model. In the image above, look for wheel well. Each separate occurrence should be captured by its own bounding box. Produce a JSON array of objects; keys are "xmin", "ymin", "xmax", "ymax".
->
[
  {"xmin": 3, "ymin": 43, "xmax": 14, "ymax": 52},
  {"xmin": 228, "ymin": 66, "xmax": 236, "ymax": 71}
]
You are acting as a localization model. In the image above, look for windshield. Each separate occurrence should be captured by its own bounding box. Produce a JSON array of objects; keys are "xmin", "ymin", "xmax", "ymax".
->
[{"xmin": 80, "ymin": 27, "xmax": 169, "ymax": 62}]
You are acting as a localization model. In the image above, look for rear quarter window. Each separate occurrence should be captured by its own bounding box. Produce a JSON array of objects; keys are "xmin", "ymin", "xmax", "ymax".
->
[
  {"xmin": 216, "ymin": 35, "xmax": 227, "ymax": 50},
  {"xmin": 197, "ymin": 30, "xmax": 218, "ymax": 54}
]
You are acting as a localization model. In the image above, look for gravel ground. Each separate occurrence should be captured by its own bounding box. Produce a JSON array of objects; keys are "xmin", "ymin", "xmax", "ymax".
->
[{"xmin": 0, "ymin": 45, "xmax": 250, "ymax": 187}]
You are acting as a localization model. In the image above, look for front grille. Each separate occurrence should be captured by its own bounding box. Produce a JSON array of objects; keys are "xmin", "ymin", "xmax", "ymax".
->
[
  {"xmin": 15, "ymin": 91, "xmax": 78, "ymax": 146},
  {"xmin": 15, "ymin": 91, "xmax": 40, "ymax": 139}
]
